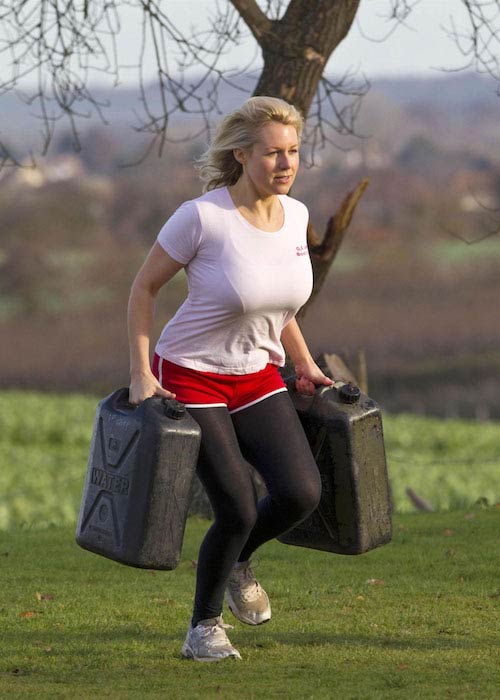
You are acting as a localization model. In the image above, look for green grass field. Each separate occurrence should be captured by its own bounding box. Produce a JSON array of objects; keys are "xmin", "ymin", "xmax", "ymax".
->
[
  {"xmin": 0, "ymin": 390, "xmax": 499, "ymax": 530},
  {"xmin": 0, "ymin": 391, "xmax": 499, "ymax": 698},
  {"xmin": 1, "ymin": 510, "xmax": 499, "ymax": 699}
]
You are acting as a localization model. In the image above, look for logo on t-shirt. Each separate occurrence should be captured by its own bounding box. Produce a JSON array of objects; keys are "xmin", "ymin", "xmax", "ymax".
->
[{"xmin": 296, "ymin": 245, "xmax": 309, "ymax": 257}]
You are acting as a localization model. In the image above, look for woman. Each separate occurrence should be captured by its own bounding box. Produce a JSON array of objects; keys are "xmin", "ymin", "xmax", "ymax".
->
[{"xmin": 127, "ymin": 96, "xmax": 333, "ymax": 662}]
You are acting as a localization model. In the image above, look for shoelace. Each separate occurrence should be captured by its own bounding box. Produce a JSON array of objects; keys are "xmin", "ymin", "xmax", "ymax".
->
[
  {"xmin": 200, "ymin": 620, "xmax": 234, "ymax": 635},
  {"xmin": 230, "ymin": 563, "xmax": 263, "ymax": 602},
  {"xmin": 199, "ymin": 620, "xmax": 235, "ymax": 649}
]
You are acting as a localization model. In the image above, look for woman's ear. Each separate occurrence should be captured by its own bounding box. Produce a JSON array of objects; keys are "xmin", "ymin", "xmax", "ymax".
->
[{"xmin": 233, "ymin": 148, "xmax": 246, "ymax": 165}]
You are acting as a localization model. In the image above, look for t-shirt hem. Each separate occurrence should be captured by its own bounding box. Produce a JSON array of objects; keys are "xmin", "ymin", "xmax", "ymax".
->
[{"xmin": 154, "ymin": 352, "xmax": 284, "ymax": 376}]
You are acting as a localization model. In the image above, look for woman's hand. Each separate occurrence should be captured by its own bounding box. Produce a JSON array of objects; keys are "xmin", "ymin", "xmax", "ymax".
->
[
  {"xmin": 129, "ymin": 369, "xmax": 176, "ymax": 406},
  {"xmin": 294, "ymin": 359, "xmax": 334, "ymax": 396}
]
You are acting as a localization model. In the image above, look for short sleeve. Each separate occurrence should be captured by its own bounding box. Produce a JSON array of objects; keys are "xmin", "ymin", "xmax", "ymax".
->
[{"xmin": 156, "ymin": 200, "xmax": 202, "ymax": 264}]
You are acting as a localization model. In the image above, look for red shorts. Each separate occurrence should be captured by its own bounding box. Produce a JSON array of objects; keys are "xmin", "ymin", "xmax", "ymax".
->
[{"xmin": 152, "ymin": 354, "xmax": 287, "ymax": 414}]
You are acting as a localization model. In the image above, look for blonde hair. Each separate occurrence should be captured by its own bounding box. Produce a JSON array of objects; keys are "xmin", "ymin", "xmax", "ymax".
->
[{"xmin": 197, "ymin": 96, "xmax": 304, "ymax": 192}]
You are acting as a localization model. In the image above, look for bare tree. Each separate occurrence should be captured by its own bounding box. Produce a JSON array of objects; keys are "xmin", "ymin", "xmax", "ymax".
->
[{"xmin": 1, "ymin": 0, "xmax": 499, "ymax": 276}]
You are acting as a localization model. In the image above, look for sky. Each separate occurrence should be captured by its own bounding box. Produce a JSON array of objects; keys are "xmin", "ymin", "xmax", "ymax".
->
[
  {"xmin": 108, "ymin": 0, "xmax": 474, "ymax": 84},
  {"xmin": 0, "ymin": 0, "xmax": 477, "ymax": 89}
]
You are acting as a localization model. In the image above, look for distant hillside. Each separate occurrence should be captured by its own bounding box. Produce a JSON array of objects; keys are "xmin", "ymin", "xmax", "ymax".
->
[
  {"xmin": 1, "ymin": 72, "xmax": 498, "ymax": 155},
  {"xmin": 373, "ymin": 72, "xmax": 498, "ymax": 107}
]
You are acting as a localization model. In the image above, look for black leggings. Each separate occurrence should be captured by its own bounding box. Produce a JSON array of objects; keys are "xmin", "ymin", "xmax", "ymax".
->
[{"xmin": 188, "ymin": 390, "xmax": 321, "ymax": 626}]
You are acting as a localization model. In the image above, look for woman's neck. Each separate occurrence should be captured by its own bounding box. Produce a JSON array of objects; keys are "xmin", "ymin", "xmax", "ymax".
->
[{"xmin": 228, "ymin": 179, "xmax": 283, "ymax": 232}]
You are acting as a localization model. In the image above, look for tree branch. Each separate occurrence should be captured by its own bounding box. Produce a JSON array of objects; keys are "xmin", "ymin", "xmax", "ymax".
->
[
  {"xmin": 313, "ymin": 176, "xmax": 370, "ymax": 260},
  {"xmin": 228, "ymin": 0, "xmax": 272, "ymax": 45},
  {"xmin": 298, "ymin": 177, "xmax": 369, "ymax": 318}
]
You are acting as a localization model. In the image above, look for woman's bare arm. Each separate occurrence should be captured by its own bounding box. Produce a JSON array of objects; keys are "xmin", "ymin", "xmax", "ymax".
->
[
  {"xmin": 127, "ymin": 242, "xmax": 184, "ymax": 404},
  {"xmin": 281, "ymin": 318, "xmax": 334, "ymax": 395}
]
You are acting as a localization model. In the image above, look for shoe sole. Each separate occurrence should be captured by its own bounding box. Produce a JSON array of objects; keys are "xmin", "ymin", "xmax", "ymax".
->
[
  {"xmin": 226, "ymin": 591, "xmax": 271, "ymax": 626},
  {"xmin": 182, "ymin": 643, "xmax": 241, "ymax": 662}
]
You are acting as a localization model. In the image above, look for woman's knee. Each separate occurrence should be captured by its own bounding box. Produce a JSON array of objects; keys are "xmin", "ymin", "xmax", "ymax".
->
[
  {"xmin": 215, "ymin": 497, "xmax": 258, "ymax": 536},
  {"xmin": 281, "ymin": 477, "xmax": 322, "ymax": 523}
]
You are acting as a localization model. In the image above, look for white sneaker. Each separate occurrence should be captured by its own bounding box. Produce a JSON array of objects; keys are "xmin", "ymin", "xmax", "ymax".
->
[
  {"xmin": 226, "ymin": 560, "xmax": 271, "ymax": 626},
  {"xmin": 181, "ymin": 616, "xmax": 242, "ymax": 662}
]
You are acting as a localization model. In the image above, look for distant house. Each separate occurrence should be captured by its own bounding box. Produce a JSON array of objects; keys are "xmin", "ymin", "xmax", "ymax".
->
[{"xmin": 1, "ymin": 154, "xmax": 85, "ymax": 189}]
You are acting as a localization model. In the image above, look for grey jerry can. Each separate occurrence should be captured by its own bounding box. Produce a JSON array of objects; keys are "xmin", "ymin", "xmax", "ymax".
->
[
  {"xmin": 279, "ymin": 382, "xmax": 392, "ymax": 555},
  {"xmin": 76, "ymin": 388, "xmax": 201, "ymax": 570}
]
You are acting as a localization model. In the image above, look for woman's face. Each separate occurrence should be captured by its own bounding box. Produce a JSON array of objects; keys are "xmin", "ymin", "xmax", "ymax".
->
[{"xmin": 235, "ymin": 121, "xmax": 300, "ymax": 197}]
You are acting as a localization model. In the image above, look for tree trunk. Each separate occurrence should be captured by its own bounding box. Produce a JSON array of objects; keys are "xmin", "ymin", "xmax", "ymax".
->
[
  {"xmin": 238, "ymin": 0, "xmax": 366, "ymax": 302},
  {"xmin": 252, "ymin": 0, "xmax": 361, "ymax": 116}
]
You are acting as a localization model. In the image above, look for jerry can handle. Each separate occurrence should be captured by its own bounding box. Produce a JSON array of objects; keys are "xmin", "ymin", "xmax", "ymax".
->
[
  {"xmin": 285, "ymin": 376, "xmax": 347, "ymax": 395},
  {"xmin": 286, "ymin": 377, "xmax": 361, "ymax": 404},
  {"xmin": 110, "ymin": 388, "xmax": 189, "ymax": 419},
  {"xmin": 110, "ymin": 387, "xmax": 140, "ymax": 412},
  {"xmin": 111, "ymin": 387, "xmax": 160, "ymax": 412}
]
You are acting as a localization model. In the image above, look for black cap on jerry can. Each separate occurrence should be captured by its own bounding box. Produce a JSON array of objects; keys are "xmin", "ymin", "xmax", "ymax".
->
[
  {"xmin": 163, "ymin": 399, "xmax": 186, "ymax": 419},
  {"xmin": 339, "ymin": 383, "xmax": 361, "ymax": 404}
]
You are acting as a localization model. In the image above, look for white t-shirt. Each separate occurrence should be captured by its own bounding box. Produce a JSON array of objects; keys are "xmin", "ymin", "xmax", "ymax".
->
[{"xmin": 154, "ymin": 186, "xmax": 313, "ymax": 374}]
